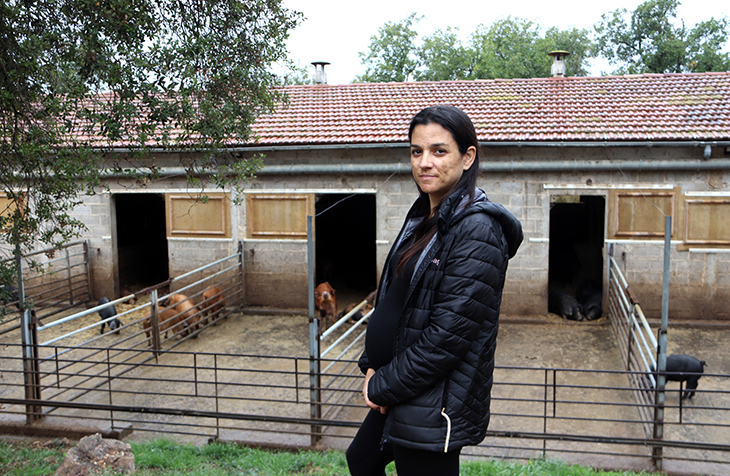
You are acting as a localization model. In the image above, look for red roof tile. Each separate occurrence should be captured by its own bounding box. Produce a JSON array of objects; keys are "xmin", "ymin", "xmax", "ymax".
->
[{"xmin": 251, "ymin": 72, "xmax": 730, "ymax": 145}]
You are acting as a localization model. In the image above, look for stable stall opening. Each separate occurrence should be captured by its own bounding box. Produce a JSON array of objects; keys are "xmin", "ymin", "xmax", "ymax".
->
[
  {"xmin": 114, "ymin": 193, "xmax": 169, "ymax": 291},
  {"xmin": 315, "ymin": 193, "xmax": 377, "ymax": 306},
  {"xmin": 548, "ymin": 195, "xmax": 605, "ymax": 297}
]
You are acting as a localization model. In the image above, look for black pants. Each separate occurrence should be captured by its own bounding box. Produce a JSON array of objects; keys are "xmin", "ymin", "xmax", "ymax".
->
[{"xmin": 346, "ymin": 409, "xmax": 461, "ymax": 476}]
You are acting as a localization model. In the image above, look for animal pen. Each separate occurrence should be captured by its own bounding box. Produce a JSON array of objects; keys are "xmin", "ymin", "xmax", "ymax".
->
[{"xmin": 1, "ymin": 239, "xmax": 730, "ymax": 474}]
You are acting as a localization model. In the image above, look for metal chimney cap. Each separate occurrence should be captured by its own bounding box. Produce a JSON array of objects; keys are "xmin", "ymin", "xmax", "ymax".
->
[
  {"xmin": 548, "ymin": 50, "xmax": 570, "ymax": 58},
  {"xmin": 548, "ymin": 51, "xmax": 570, "ymax": 77},
  {"xmin": 311, "ymin": 62, "xmax": 330, "ymax": 85}
]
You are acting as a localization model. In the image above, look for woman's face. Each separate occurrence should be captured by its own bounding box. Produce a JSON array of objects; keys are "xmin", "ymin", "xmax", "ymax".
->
[{"xmin": 410, "ymin": 123, "xmax": 476, "ymax": 210}]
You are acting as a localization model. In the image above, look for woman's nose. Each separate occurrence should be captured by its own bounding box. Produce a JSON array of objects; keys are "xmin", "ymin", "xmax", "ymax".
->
[{"xmin": 418, "ymin": 152, "xmax": 433, "ymax": 168}]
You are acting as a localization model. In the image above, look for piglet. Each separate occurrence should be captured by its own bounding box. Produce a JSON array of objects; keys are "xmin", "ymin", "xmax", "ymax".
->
[
  {"xmin": 664, "ymin": 354, "xmax": 707, "ymax": 400},
  {"xmin": 98, "ymin": 297, "xmax": 122, "ymax": 334},
  {"xmin": 548, "ymin": 290, "xmax": 584, "ymax": 321},
  {"xmin": 1, "ymin": 285, "xmax": 20, "ymax": 309},
  {"xmin": 314, "ymin": 282, "xmax": 337, "ymax": 332}
]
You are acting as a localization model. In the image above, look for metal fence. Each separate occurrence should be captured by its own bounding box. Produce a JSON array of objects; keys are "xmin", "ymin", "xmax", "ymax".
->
[
  {"xmin": 1, "ymin": 240, "xmax": 92, "ymax": 336},
  {"xmin": 1, "ymin": 341, "xmax": 728, "ymax": 473},
  {"xmin": 1, "ymin": 244, "xmax": 245, "ymax": 426},
  {"xmin": 0, "ymin": 343, "xmax": 320, "ymax": 443},
  {"xmin": 603, "ymin": 239, "xmax": 730, "ymax": 473},
  {"xmin": 2, "ymin": 235, "xmax": 730, "ymax": 474},
  {"xmin": 475, "ymin": 366, "xmax": 730, "ymax": 475},
  {"xmin": 313, "ymin": 298, "xmax": 371, "ymax": 440},
  {"xmin": 607, "ymin": 243, "xmax": 658, "ymax": 437}
]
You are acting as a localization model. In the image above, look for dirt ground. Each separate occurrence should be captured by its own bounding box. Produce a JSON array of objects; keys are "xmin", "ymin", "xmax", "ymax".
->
[{"xmin": 2, "ymin": 307, "xmax": 729, "ymax": 474}]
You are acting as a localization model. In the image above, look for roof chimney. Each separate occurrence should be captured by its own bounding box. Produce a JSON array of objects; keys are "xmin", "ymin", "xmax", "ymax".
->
[
  {"xmin": 312, "ymin": 62, "xmax": 330, "ymax": 85},
  {"xmin": 548, "ymin": 51, "xmax": 570, "ymax": 77}
]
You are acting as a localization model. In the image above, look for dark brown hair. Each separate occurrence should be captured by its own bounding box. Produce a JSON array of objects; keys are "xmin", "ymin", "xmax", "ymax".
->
[{"xmin": 396, "ymin": 105, "xmax": 480, "ymax": 274}]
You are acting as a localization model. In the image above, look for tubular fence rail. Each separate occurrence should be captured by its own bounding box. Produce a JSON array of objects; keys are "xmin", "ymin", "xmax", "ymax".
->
[
  {"xmin": 1, "ymin": 240, "xmax": 92, "ymax": 336},
  {"xmin": 607, "ymin": 243, "xmax": 658, "ymax": 438},
  {"xmin": 317, "ymin": 299, "xmax": 370, "ymax": 425}
]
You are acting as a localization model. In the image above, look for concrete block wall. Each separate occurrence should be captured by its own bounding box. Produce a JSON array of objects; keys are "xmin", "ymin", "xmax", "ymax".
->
[
  {"xmin": 78, "ymin": 193, "xmax": 115, "ymax": 299},
  {"xmin": 52, "ymin": 146, "xmax": 728, "ymax": 320},
  {"xmin": 475, "ymin": 147, "xmax": 729, "ymax": 321},
  {"xmin": 477, "ymin": 173, "xmax": 542, "ymax": 315},
  {"xmin": 611, "ymin": 243, "xmax": 730, "ymax": 321},
  {"xmin": 242, "ymin": 240, "xmax": 308, "ymax": 309},
  {"xmin": 233, "ymin": 146, "xmax": 730, "ymax": 320},
  {"xmin": 167, "ymin": 239, "xmax": 235, "ymax": 277}
]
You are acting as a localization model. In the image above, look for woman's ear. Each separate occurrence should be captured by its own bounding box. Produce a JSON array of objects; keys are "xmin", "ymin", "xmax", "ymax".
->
[{"xmin": 463, "ymin": 146, "xmax": 476, "ymax": 170}]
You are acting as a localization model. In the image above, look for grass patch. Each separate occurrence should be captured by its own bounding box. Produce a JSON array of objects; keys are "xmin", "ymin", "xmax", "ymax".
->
[
  {"xmin": 460, "ymin": 459, "xmax": 661, "ymax": 476},
  {"xmin": 131, "ymin": 439, "xmax": 354, "ymax": 475},
  {"xmin": 0, "ymin": 437, "xmax": 662, "ymax": 476},
  {"xmin": 0, "ymin": 438, "xmax": 71, "ymax": 476}
]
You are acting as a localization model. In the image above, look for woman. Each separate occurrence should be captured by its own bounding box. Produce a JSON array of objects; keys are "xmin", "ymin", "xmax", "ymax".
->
[{"xmin": 346, "ymin": 105, "xmax": 523, "ymax": 476}]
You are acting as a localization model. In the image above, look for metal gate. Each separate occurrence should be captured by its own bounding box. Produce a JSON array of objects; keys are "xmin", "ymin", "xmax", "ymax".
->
[
  {"xmin": 607, "ymin": 243, "xmax": 658, "ymax": 437},
  {"xmin": 605, "ymin": 233, "xmax": 730, "ymax": 473},
  {"xmin": 1, "ymin": 240, "xmax": 92, "ymax": 337}
]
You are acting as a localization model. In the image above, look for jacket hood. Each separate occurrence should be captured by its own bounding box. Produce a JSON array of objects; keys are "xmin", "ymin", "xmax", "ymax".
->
[
  {"xmin": 477, "ymin": 200, "xmax": 523, "ymax": 258},
  {"xmin": 441, "ymin": 187, "xmax": 523, "ymax": 259}
]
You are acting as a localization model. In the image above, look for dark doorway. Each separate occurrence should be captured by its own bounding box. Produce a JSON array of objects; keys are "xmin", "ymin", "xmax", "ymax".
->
[
  {"xmin": 548, "ymin": 195, "xmax": 605, "ymax": 296},
  {"xmin": 114, "ymin": 194, "xmax": 169, "ymax": 290},
  {"xmin": 315, "ymin": 194, "xmax": 377, "ymax": 307}
]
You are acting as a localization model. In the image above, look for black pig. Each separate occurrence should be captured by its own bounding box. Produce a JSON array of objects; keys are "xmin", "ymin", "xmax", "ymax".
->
[
  {"xmin": 98, "ymin": 297, "xmax": 122, "ymax": 334},
  {"xmin": 576, "ymin": 280, "xmax": 603, "ymax": 321},
  {"xmin": 655, "ymin": 354, "xmax": 707, "ymax": 400},
  {"xmin": 548, "ymin": 291, "xmax": 584, "ymax": 321},
  {"xmin": 1, "ymin": 285, "xmax": 20, "ymax": 309}
]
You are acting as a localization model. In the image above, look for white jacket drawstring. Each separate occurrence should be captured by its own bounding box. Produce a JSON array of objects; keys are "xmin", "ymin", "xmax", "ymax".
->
[{"xmin": 440, "ymin": 409, "xmax": 452, "ymax": 453}]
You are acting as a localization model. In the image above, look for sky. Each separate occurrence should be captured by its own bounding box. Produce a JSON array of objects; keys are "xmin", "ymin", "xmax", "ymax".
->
[{"xmin": 280, "ymin": 0, "xmax": 729, "ymax": 84}]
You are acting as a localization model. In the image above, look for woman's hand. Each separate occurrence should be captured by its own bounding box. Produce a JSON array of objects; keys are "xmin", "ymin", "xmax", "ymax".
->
[{"xmin": 363, "ymin": 368, "xmax": 389, "ymax": 414}]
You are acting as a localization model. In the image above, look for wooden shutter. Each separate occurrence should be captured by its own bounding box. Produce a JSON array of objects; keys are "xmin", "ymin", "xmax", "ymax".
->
[
  {"xmin": 610, "ymin": 191, "xmax": 675, "ymax": 238},
  {"xmin": 246, "ymin": 194, "xmax": 314, "ymax": 239},
  {"xmin": 166, "ymin": 193, "xmax": 231, "ymax": 239},
  {"xmin": 0, "ymin": 194, "xmax": 25, "ymax": 232},
  {"xmin": 684, "ymin": 198, "xmax": 730, "ymax": 245}
]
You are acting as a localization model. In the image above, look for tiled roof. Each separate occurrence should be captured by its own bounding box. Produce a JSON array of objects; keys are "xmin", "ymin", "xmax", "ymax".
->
[{"xmin": 251, "ymin": 72, "xmax": 730, "ymax": 145}]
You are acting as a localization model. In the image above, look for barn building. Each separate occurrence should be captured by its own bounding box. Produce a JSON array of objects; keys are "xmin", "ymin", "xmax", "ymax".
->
[{"xmin": 15, "ymin": 71, "xmax": 730, "ymax": 321}]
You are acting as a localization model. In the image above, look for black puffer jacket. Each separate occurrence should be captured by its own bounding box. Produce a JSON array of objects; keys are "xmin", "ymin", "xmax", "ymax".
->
[{"xmin": 358, "ymin": 186, "xmax": 522, "ymax": 453}]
